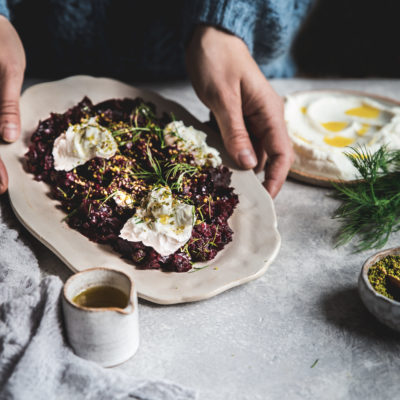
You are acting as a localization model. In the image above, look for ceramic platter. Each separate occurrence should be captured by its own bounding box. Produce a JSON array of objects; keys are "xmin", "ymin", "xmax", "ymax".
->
[
  {"xmin": 1, "ymin": 75, "xmax": 281, "ymax": 304},
  {"xmin": 287, "ymin": 90, "xmax": 400, "ymax": 188}
]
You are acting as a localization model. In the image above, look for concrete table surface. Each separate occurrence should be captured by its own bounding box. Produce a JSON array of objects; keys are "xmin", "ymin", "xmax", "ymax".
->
[{"xmin": 5, "ymin": 78, "xmax": 400, "ymax": 400}]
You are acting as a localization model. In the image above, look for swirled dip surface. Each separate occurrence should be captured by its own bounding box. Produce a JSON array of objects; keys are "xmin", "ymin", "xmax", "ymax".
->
[{"xmin": 285, "ymin": 92, "xmax": 400, "ymax": 180}]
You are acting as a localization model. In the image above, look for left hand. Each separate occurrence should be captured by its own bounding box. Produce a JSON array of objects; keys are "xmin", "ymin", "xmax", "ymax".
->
[
  {"xmin": 185, "ymin": 25, "xmax": 294, "ymax": 198},
  {"xmin": 0, "ymin": 16, "xmax": 26, "ymax": 194}
]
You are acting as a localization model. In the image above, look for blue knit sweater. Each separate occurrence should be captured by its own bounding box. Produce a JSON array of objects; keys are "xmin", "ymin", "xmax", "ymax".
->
[{"xmin": 0, "ymin": 0, "xmax": 312, "ymax": 79}]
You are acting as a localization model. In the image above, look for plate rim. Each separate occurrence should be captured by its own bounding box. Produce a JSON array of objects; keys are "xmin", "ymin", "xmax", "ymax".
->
[{"xmin": 5, "ymin": 75, "xmax": 281, "ymax": 304}]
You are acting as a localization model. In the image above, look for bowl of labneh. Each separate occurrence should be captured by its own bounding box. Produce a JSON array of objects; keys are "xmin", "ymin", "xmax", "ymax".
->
[
  {"xmin": 284, "ymin": 90, "xmax": 400, "ymax": 186},
  {"xmin": 358, "ymin": 247, "xmax": 400, "ymax": 332}
]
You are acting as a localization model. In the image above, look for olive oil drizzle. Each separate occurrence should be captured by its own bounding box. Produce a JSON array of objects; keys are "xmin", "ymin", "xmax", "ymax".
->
[{"xmin": 73, "ymin": 286, "xmax": 128, "ymax": 309}]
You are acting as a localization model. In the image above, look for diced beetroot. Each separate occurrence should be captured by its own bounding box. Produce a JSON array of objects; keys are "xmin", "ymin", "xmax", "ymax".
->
[{"xmin": 25, "ymin": 97, "xmax": 238, "ymax": 272}]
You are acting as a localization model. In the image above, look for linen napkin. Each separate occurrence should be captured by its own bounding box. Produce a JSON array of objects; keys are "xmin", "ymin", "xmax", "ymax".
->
[{"xmin": 0, "ymin": 203, "xmax": 196, "ymax": 400}]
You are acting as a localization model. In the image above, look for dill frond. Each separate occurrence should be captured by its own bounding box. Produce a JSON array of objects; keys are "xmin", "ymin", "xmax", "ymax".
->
[
  {"xmin": 333, "ymin": 146, "xmax": 400, "ymax": 251},
  {"xmin": 165, "ymin": 162, "xmax": 198, "ymax": 191}
]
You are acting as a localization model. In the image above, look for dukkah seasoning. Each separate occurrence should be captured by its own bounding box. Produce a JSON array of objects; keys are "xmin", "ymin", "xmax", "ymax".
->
[{"xmin": 368, "ymin": 255, "xmax": 400, "ymax": 301}]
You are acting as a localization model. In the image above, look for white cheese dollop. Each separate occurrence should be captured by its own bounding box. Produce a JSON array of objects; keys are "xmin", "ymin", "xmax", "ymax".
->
[
  {"xmin": 119, "ymin": 186, "xmax": 195, "ymax": 256},
  {"xmin": 114, "ymin": 190, "xmax": 134, "ymax": 208},
  {"xmin": 164, "ymin": 121, "xmax": 222, "ymax": 167},
  {"xmin": 52, "ymin": 117, "xmax": 118, "ymax": 171},
  {"xmin": 285, "ymin": 92, "xmax": 400, "ymax": 180}
]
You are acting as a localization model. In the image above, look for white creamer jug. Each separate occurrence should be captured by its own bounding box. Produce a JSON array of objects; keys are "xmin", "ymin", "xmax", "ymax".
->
[{"xmin": 62, "ymin": 267, "xmax": 139, "ymax": 367}]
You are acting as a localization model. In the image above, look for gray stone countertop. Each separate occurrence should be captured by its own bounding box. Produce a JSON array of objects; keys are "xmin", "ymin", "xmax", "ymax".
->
[{"xmin": 6, "ymin": 78, "xmax": 400, "ymax": 400}]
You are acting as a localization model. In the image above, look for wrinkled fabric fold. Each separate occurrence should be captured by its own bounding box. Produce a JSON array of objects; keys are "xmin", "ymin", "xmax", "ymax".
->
[{"xmin": 0, "ymin": 205, "xmax": 196, "ymax": 400}]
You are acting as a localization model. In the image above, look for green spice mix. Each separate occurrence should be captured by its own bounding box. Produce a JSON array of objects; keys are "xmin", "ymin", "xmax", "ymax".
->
[{"xmin": 368, "ymin": 255, "xmax": 400, "ymax": 300}]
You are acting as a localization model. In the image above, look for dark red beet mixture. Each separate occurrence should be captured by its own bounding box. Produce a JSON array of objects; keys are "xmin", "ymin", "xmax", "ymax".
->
[{"xmin": 25, "ymin": 97, "xmax": 238, "ymax": 272}]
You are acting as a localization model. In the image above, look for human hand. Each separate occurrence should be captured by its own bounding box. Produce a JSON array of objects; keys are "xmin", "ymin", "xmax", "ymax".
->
[
  {"xmin": 185, "ymin": 26, "xmax": 294, "ymax": 198},
  {"xmin": 0, "ymin": 15, "xmax": 26, "ymax": 194}
]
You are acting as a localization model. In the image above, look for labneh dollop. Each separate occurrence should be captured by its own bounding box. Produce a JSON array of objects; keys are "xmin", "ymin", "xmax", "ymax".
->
[
  {"xmin": 164, "ymin": 121, "xmax": 222, "ymax": 167},
  {"xmin": 52, "ymin": 116, "xmax": 118, "ymax": 171},
  {"xmin": 285, "ymin": 92, "xmax": 400, "ymax": 180},
  {"xmin": 119, "ymin": 186, "xmax": 195, "ymax": 256}
]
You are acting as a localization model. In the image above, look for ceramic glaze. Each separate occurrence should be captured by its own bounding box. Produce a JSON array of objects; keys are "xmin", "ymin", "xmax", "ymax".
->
[{"xmin": 62, "ymin": 267, "xmax": 140, "ymax": 367}]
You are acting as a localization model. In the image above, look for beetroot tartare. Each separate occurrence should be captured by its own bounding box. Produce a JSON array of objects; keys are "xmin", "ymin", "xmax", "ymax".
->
[{"xmin": 25, "ymin": 97, "xmax": 238, "ymax": 272}]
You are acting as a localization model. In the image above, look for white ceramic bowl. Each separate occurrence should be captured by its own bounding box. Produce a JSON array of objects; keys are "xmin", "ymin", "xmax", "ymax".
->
[
  {"xmin": 62, "ymin": 267, "xmax": 140, "ymax": 367},
  {"xmin": 286, "ymin": 89, "xmax": 400, "ymax": 187},
  {"xmin": 358, "ymin": 246, "xmax": 400, "ymax": 332}
]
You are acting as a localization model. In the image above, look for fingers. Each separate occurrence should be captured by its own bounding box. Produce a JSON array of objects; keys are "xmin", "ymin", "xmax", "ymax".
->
[
  {"xmin": 264, "ymin": 151, "xmax": 293, "ymax": 198},
  {"xmin": 209, "ymin": 90, "xmax": 257, "ymax": 169},
  {"xmin": 261, "ymin": 116, "xmax": 294, "ymax": 197},
  {"xmin": 244, "ymin": 89, "xmax": 294, "ymax": 198},
  {"xmin": 251, "ymin": 135, "xmax": 267, "ymax": 173},
  {"xmin": 0, "ymin": 68, "xmax": 23, "ymax": 142},
  {"xmin": 0, "ymin": 157, "xmax": 8, "ymax": 194}
]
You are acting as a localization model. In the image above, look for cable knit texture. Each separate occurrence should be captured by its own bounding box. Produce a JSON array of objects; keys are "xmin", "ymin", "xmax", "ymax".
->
[
  {"xmin": 184, "ymin": 0, "xmax": 313, "ymax": 77},
  {"xmin": 0, "ymin": 203, "xmax": 196, "ymax": 400},
  {"xmin": 0, "ymin": 0, "xmax": 312, "ymax": 79},
  {"xmin": 0, "ymin": 0, "xmax": 8, "ymax": 19}
]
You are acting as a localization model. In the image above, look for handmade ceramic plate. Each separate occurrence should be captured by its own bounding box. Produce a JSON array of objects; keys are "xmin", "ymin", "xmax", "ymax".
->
[
  {"xmin": 1, "ymin": 75, "xmax": 281, "ymax": 304},
  {"xmin": 287, "ymin": 90, "xmax": 400, "ymax": 187}
]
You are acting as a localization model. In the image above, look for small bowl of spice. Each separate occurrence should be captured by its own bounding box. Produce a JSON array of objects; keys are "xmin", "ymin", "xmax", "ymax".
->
[{"xmin": 358, "ymin": 247, "xmax": 400, "ymax": 332}]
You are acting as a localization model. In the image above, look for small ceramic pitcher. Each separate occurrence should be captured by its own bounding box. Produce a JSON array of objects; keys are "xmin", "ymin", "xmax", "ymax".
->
[{"xmin": 62, "ymin": 267, "xmax": 139, "ymax": 367}]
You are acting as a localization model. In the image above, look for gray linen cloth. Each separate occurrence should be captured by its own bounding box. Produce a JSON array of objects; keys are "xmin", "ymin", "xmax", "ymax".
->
[{"xmin": 0, "ymin": 203, "xmax": 196, "ymax": 400}]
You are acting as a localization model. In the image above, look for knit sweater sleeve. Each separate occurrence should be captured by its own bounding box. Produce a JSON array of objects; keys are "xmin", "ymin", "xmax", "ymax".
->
[
  {"xmin": 183, "ymin": 0, "xmax": 313, "ymax": 77},
  {"xmin": 183, "ymin": 0, "xmax": 261, "ymax": 53},
  {"xmin": 0, "ymin": 0, "xmax": 9, "ymax": 19}
]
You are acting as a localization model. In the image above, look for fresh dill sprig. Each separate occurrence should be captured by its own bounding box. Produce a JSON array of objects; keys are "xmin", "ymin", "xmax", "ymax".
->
[
  {"xmin": 130, "ymin": 156, "xmax": 198, "ymax": 192},
  {"xmin": 112, "ymin": 127, "xmax": 150, "ymax": 137},
  {"xmin": 100, "ymin": 190, "xmax": 118, "ymax": 206},
  {"xmin": 165, "ymin": 162, "xmax": 198, "ymax": 191},
  {"xmin": 129, "ymin": 145, "xmax": 168, "ymax": 186},
  {"xmin": 154, "ymin": 126, "xmax": 165, "ymax": 148},
  {"xmin": 57, "ymin": 186, "xmax": 68, "ymax": 198},
  {"xmin": 138, "ymin": 104, "xmax": 156, "ymax": 119},
  {"xmin": 189, "ymin": 264, "xmax": 211, "ymax": 273},
  {"xmin": 165, "ymin": 162, "xmax": 198, "ymax": 179},
  {"xmin": 332, "ymin": 146, "xmax": 400, "ymax": 251},
  {"xmin": 61, "ymin": 207, "xmax": 79, "ymax": 222},
  {"xmin": 209, "ymin": 226, "xmax": 219, "ymax": 248},
  {"xmin": 197, "ymin": 205, "xmax": 205, "ymax": 223},
  {"xmin": 130, "ymin": 167, "xmax": 158, "ymax": 181},
  {"xmin": 146, "ymin": 145, "xmax": 166, "ymax": 185}
]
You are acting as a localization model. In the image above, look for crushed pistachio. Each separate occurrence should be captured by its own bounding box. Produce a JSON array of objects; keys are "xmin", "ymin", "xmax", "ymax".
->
[{"xmin": 368, "ymin": 255, "xmax": 400, "ymax": 300}]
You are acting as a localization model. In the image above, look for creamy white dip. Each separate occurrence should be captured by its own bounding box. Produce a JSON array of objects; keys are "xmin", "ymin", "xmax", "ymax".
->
[{"xmin": 285, "ymin": 92, "xmax": 400, "ymax": 180}]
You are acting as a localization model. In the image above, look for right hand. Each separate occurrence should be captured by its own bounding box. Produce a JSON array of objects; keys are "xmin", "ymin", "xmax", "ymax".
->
[
  {"xmin": 0, "ymin": 15, "xmax": 26, "ymax": 194},
  {"xmin": 185, "ymin": 26, "xmax": 293, "ymax": 198}
]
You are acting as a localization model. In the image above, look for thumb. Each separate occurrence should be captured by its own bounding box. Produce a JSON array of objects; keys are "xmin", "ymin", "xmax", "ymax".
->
[
  {"xmin": 0, "ymin": 69, "xmax": 23, "ymax": 142},
  {"xmin": 211, "ymin": 94, "xmax": 257, "ymax": 169},
  {"xmin": 0, "ymin": 157, "xmax": 8, "ymax": 194}
]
